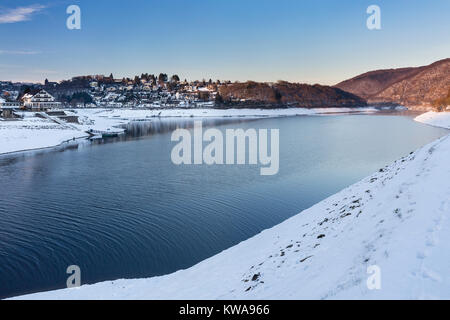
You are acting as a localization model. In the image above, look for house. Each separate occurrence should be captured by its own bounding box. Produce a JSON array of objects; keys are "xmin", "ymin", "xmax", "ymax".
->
[
  {"xmin": 23, "ymin": 90, "xmax": 61, "ymax": 111},
  {"xmin": 20, "ymin": 93, "xmax": 33, "ymax": 107},
  {"xmin": 0, "ymin": 98, "xmax": 20, "ymax": 118}
]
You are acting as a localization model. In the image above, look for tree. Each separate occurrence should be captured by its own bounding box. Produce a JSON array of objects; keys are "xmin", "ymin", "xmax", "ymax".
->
[
  {"xmin": 215, "ymin": 93, "xmax": 223, "ymax": 104},
  {"xmin": 171, "ymin": 74, "xmax": 180, "ymax": 83},
  {"xmin": 275, "ymin": 89, "xmax": 282, "ymax": 102},
  {"xmin": 158, "ymin": 73, "xmax": 168, "ymax": 83},
  {"xmin": 167, "ymin": 82, "xmax": 174, "ymax": 91},
  {"xmin": 432, "ymin": 88, "xmax": 450, "ymax": 112},
  {"xmin": 21, "ymin": 86, "xmax": 31, "ymax": 95},
  {"xmin": 67, "ymin": 92, "xmax": 94, "ymax": 106}
]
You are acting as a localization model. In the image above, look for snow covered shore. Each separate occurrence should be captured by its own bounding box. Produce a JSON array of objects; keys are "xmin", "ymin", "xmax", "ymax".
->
[
  {"xmin": 11, "ymin": 111, "xmax": 450, "ymax": 300},
  {"xmin": 0, "ymin": 115, "xmax": 88, "ymax": 155},
  {"xmin": 74, "ymin": 106, "xmax": 378, "ymax": 120},
  {"xmin": 415, "ymin": 111, "xmax": 450, "ymax": 129}
]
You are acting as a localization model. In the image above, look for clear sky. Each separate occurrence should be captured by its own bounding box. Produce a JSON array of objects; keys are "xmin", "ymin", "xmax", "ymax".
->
[{"xmin": 0, "ymin": 0, "xmax": 449, "ymax": 84}]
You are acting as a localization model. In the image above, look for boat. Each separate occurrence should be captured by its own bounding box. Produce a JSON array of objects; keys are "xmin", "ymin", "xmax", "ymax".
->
[{"xmin": 102, "ymin": 129, "xmax": 119, "ymax": 138}]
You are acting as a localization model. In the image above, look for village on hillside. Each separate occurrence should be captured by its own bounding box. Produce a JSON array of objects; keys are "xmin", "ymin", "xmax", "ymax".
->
[{"xmin": 0, "ymin": 74, "xmax": 226, "ymax": 118}]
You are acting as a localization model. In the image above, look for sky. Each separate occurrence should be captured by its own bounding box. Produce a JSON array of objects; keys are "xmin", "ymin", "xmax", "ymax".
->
[{"xmin": 0, "ymin": 0, "xmax": 449, "ymax": 84}]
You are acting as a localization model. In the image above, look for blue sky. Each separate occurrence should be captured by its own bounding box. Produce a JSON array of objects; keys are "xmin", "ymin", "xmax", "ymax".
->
[{"xmin": 0, "ymin": 0, "xmax": 449, "ymax": 84}]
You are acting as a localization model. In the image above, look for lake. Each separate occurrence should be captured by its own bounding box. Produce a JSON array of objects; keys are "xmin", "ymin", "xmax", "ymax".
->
[{"xmin": 0, "ymin": 113, "xmax": 448, "ymax": 298}]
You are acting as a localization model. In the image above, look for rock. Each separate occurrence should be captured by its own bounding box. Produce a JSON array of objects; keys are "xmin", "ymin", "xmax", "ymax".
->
[{"xmin": 251, "ymin": 273, "xmax": 261, "ymax": 281}]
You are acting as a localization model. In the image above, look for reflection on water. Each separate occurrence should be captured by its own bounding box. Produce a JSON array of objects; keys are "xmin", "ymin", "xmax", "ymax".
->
[
  {"xmin": 123, "ymin": 118, "xmax": 254, "ymax": 137},
  {"xmin": 91, "ymin": 118, "xmax": 260, "ymax": 147}
]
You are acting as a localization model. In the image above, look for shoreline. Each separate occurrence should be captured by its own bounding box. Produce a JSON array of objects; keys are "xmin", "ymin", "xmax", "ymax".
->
[
  {"xmin": 0, "ymin": 135, "xmax": 89, "ymax": 157},
  {"xmin": 8, "ymin": 111, "xmax": 450, "ymax": 300},
  {"xmin": 1, "ymin": 107, "xmax": 379, "ymax": 156},
  {"xmin": 0, "ymin": 118, "xmax": 90, "ymax": 156}
]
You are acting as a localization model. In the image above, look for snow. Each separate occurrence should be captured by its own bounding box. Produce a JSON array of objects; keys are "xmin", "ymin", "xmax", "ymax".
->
[
  {"xmin": 74, "ymin": 107, "xmax": 378, "ymax": 120},
  {"xmin": 415, "ymin": 111, "xmax": 450, "ymax": 129},
  {"xmin": 0, "ymin": 116, "xmax": 88, "ymax": 155},
  {"xmin": 11, "ymin": 111, "xmax": 450, "ymax": 300}
]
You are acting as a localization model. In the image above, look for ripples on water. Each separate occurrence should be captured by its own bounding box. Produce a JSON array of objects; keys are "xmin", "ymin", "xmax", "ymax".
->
[{"xmin": 0, "ymin": 114, "xmax": 448, "ymax": 298}]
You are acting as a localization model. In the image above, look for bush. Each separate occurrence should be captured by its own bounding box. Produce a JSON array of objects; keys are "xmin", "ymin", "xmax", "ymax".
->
[{"xmin": 432, "ymin": 88, "xmax": 450, "ymax": 112}]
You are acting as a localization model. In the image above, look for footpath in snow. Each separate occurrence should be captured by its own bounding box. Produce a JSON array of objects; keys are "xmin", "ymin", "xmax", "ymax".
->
[{"xmin": 11, "ymin": 111, "xmax": 450, "ymax": 300}]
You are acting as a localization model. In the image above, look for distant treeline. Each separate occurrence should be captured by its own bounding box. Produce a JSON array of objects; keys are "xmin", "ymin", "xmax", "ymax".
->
[{"xmin": 60, "ymin": 92, "xmax": 94, "ymax": 105}]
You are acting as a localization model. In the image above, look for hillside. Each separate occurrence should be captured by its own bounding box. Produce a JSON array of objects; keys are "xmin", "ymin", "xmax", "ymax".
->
[
  {"xmin": 218, "ymin": 81, "xmax": 367, "ymax": 108},
  {"xmin": 336, "ymin": 58, "xmax": 450, "ymax": 109},
  {"xmin": 335, "ymin": 67, "xmax": 425, "ymax": 99}
]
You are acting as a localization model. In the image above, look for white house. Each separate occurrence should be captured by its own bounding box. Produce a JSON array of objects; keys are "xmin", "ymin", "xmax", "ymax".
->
[{"xmin": 23, "ymin": 90, "xmax": 61, "ymax": 111}]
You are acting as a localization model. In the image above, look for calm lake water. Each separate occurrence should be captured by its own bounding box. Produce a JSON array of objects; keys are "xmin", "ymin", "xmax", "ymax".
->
[{"xmin": 0, "ymin": 113, "xmax": 448, "ymax": 298}]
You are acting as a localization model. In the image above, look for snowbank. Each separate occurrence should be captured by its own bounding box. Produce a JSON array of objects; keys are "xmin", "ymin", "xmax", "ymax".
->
[
  {"xmin": 12, "ymin": 112, "xmax": 450, "ymax": 300},
  {"xmin": 415, "ymin": 111, "xmax": 450, "ymax": 129},
  {"xmin": 74, "ymin": 107, "xmax": 377, "ymax": 120},
  {"xmin": 0, "ymin": 117, "xmax": 88, "ymax": 155}
]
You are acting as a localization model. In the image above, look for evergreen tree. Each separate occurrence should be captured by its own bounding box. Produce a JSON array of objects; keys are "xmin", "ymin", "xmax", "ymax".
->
[{"xmin": 158, "ymin": 73, "xmax": 168, "ymax": 82}]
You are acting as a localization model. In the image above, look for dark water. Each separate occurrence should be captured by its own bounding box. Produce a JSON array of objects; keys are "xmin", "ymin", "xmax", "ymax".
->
[{"xmin": 0, "ymin": 114, "xmax": 448, "ymax": 298}]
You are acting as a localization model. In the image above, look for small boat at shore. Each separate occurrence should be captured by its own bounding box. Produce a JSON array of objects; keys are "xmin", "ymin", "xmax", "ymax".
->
[
  {"xmin": 87, "ymin": 128, "xmax": 124, "ymax": 138},
  {"xmin": 102, "ymin": 131, "xmax": 119, "ymax": 138}
]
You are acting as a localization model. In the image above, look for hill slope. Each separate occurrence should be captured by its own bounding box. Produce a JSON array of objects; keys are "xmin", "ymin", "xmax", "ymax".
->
[
  {"xmin": 336, "ymin": 58, "xmax": 450, "ymax": 109},
  {"xmin": 218, "ymin": 81, "xmax": 366, "ymax": 108}
]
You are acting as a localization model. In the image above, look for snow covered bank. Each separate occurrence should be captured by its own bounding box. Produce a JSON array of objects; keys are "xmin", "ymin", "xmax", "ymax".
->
[
  {"xmin": 415, "ymin": 111, "xmax": 450, "ymax": 129},
  {"xmin": 0, "ymin": 116, "xmax": 88, "ymax": 155},
  {"xmin": 12, "ymin": 112, "xmax": 450, "ymax": 300},
  {"xmin": 74, "ymin": 107, "xmax": 378, "ymax": 120}
]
